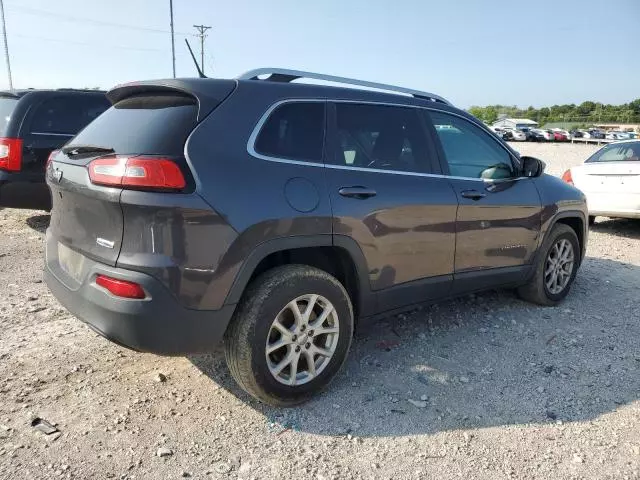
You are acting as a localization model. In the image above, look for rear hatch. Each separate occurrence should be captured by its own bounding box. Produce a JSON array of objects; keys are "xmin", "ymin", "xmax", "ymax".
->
[
  {"xmin": 47, "ymin": 81, "xmax": 236, "ymax": 278},
  {"xmin": 575, "ymin": 161, "xmax": 640, "ymax": 194}
]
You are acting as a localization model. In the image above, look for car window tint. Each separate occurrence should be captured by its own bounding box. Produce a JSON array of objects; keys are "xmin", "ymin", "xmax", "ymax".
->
[
  {"xmin": 66, "ymin": 94, "xmax": 196, "ymax": 156},
  {"xmin": 30, "ymin": 96, "xmax": 109, "ymax": 135},
  {"xmin": 587, "ymin": 143, "xmax": 640, "ymax": 162},
  {"xmin": 332, "ymin": 103, "xmax": 429, "ymax": 173},
  {"xmin": 0, "ymin": 98, "xmax": 18, "ymax": 135},
  {"xmin": 427, "ymin": 111, "xmax": 515, "ymax": 179},
  {"xmin": 254, "ymin": 102, "xmax": 325, "ymax": 162}
]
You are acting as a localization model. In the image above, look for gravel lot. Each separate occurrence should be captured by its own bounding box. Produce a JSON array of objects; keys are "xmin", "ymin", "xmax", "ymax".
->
[{"xmin": 1, "ymin": 142, "xmax": 638, "ymax": 480}]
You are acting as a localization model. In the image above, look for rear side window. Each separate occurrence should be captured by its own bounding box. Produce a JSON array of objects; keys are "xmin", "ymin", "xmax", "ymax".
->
[
  {"xmin": 586, "ymin": 143, "xmax": 640, "ymax": 162},
  {"xmin": 332, "ymin": 103, "xmax": 430, "ymax": 173},
  {"xmin": 0, "ymin": 97, "xmax": 18, "ymax": 135},
  {"xmin": 254, "ymin": 102, "xmax": 325, "ymax": 162},
  {"xmin": 66, "ymin": 93, "xmax": 197, "ymax": 156},
  {"xmin": 29, "ymin": 96, "xmax": 109, "ymax": 135}
]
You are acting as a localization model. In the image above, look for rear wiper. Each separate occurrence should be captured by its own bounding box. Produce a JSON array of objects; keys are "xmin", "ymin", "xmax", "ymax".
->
[{"xmin": 62, "ymin": 145, "xmax": 115, "ymax": 157}]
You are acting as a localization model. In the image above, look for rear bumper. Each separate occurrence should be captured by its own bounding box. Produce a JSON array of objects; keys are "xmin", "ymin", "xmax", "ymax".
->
[
  {"xmin": 586, "ymin": 192, "xmax": 640, "ymax": 219},
  {"xmin": 44, "ymin": 241, "xmax": 236, "ymax": 355}
]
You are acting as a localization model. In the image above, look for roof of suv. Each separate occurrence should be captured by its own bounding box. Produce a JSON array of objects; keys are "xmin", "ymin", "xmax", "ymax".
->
[{"xmin": 108, "ymin": 68, "xmax": 465, "ymax": 124}]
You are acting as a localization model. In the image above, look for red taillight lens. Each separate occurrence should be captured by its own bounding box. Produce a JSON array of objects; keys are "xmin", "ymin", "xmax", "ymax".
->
[
  {"xmin": 95, "ymin": 274, "xmax": 146, "ymax": 299},
  {"xmin": 88, "ymin": 155, "xmax": 186, "ymax": 190},
  {"xmin": 562, "ymin": 169, "xmax": 573, "ymax": 185},
  {"xmin": 0, "ymin": 137, "xmax": 23, "ymax": 172}
]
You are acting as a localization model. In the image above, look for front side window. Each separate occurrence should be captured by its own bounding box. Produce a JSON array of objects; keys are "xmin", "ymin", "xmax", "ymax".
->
[
  {"xmin": 428, "ymin": 111, "xmax": 515, "ymax": 179},
  {"xmin": 332, "ymin": 103, "xmax": 429, "ymax": 173},
  {"xmin": 254, "ymin": 102, "xmax": 325, "ymax": 162},
  {"xmin": 586, "ymin": 143, "xmax": 640, "ymax": 163}
]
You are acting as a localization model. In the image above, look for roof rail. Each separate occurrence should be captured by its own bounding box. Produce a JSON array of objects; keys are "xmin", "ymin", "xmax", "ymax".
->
[{"xmin": 237, "ymin": 68, "xmax": 451, "ymax": 105}]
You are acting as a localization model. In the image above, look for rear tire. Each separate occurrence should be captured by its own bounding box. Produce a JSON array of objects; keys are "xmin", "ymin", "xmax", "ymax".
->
[
  {"xmin": 224, "ymin": 265, "xmax": 354, "ymax": 407},
  {"xmin": 517, "ymin": 224, "xmax": 580, "ymax": 306}
]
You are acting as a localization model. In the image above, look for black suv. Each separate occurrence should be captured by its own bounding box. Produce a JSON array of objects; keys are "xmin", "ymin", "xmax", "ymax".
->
[
  {"xmin": 45, "ymin": 69, "xmax": 588, "ymax": 406},
  {"xmin": 0, "ymin": 89, "xmax": 109, "ymax": 210}
]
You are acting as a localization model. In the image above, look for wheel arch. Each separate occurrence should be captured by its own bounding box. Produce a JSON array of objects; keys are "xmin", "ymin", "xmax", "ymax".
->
[
  {"xmin": 545, "ymin": 210, "xmax": 587, "ymax": 264},
  {"xmin": 224, "ymin": 235, "xmax": 375, "ymax": 318}
]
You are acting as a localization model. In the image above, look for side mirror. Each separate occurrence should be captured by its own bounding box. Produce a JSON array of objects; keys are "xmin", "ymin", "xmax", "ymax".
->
[{"xmin": 521, "ymin": 156, "xmax": 545, "ymax": 177}]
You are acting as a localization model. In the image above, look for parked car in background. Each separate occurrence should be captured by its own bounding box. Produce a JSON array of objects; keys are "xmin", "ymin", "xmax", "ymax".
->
[
  {"xmin": 588, "ymin": 129, "xmax": 606, "ymax": 139},
  {"xmin": 530, "ymin": 129, "xmax": 551, "ymax": 141},
  {"xmin": 578, "ymin": 130, "xmax": 591, "ymax": 138},
  {"xmin": 521, "ymin": 127, "xmax": 535, "ymax": 141},
  {"xmin": 553, "ymin": 130, "xmax": 570, "ymax": 141},
  {"xmin": 563, "ymin": 140, "xmax": 640, "ymax": 224},
  {"xmin": 505, "ymin": 128, "xmax": 526, "ymax": 141},
  {"xmin": 606, "ymin": 131, "xmax": 632, "ymax": 140},
  {"xmin": 44, "ymin": 69, "xmax": 588, "ymax": 406},
  {"xmin": 570, "ymin": 130, "xmax": 583, "ymax": 138},
  {"xmin": 0, "ymin": 89, "xmax": 109, "ymax": 210}
]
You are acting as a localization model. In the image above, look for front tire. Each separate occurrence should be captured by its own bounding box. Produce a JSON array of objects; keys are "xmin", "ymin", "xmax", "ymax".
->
[
  {"xmin": 517, "ymin": 224, "xmax": 580, "ymax": 306},
  {"xmin": 224, "ymin": 265, "xmax": 354, "ymax": 407}
]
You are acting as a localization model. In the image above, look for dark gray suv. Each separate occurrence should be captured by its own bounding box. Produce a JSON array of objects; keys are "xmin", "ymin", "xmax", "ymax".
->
[{"xmin": 44, "ymin": 69, "xmax": 588, "ymax": 406}]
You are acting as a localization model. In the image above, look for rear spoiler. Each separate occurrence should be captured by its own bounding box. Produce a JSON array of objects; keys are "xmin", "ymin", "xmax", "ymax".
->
[{"xmin": 107, "ymin": 79, "xmax": 237, "ymax": 122}]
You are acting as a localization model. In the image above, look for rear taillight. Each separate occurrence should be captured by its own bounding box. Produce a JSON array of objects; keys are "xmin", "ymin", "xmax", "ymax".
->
[
  {"xmin": 95, "ymin": 274, "xmax": 146, "ymax": 299},
  {"xmin": 88, "ymin": 155, "xmax": 186, "ymax": 190},
  {"xmin": 0, "ymin": 137, "xmax": 23, "ymax": 172},
  {"xmin": 562, "ymin": 169, "xmax": 573, "ymax": 185}
]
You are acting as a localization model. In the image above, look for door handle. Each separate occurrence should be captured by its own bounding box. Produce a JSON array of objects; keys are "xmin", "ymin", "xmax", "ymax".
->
[
  {"xmin": 338, "ymin": 187, "xmax": 377, "ymax": 199},
  {"xmin": 460, "ymin": 189, "xmax": 486, "ymax": 200}
]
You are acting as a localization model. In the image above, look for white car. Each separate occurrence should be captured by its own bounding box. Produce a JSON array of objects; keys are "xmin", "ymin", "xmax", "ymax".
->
[
  {"xmin": 507, "ymin": 129, "xmax": 527, "ymax": 141},
  {"xmin": 532, "ymin": 128, "xmax": 553, "ymax": 141},
  {"xmin": 577, "ymin": 130, "xmax": 591, "ymax": 139},
  {"xmin": 606, "ymin": 131, "xmax": 632, "ymax": 140},
  {"xmin": 563, "ymin": 140, "xmax": 640, "ymax": 223}
]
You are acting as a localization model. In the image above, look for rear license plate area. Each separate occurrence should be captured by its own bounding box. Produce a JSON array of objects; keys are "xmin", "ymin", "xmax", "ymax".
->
[{"xmin": 58, "ymin": 243, "xmax": 86, "ymax": 283}]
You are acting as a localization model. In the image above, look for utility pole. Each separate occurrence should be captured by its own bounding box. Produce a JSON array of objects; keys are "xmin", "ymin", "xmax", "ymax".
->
[
  {"xmin": 169, "ymin": 0, "xmax": 176, "ymax": 78},
  {"xmin": 193, "ymin": 24, "xmax": 211, "ymax": 75},
  {"xmin": 0, "ymin": 0, "xmax": 13, "ymax": 90}
]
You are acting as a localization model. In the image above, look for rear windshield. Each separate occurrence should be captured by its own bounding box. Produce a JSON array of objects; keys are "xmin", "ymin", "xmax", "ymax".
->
[
  {"xmin": 66, "ymin": 93, "xmax": 197, "ymax": 156},
  {"xmin": 0, "ymin": 97, "xmax": 18, "ymax": 135},
  {"xmin": 586, "ymin": 143, "xmax": 640, "ymax": 163}
]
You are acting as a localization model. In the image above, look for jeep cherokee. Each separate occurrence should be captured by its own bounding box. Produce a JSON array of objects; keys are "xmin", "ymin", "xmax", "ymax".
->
[{"xmin": 45, "ymin": 69, "xmax": 588, "ymax": 406}]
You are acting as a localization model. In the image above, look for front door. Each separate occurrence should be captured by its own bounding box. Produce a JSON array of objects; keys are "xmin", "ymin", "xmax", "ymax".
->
[
  {"xmin": 424, "ymin": 109, "xmax": 542, "ymax": 294},
  {"xmin": 325, "ymin": 102, "xmax": 458, "ymax": 312}
]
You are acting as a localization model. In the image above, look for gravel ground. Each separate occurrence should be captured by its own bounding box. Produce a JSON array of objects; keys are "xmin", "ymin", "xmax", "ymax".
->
[{"xmin": 1, "ymin": 143, "xmax": 639, "ymax": 480}]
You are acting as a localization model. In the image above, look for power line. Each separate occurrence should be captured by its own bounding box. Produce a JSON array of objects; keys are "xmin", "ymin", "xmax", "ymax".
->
[
  {"xmin": 13, "ymin": 32, "xmax": 192, "ymax": 54},
  {"xmin": 0, "ymin": 0, "xmax": 12, "ymax": 90},
  {"xmin": 193, "ymin": 24, "xmax": 211, "ymax": 75},
  {"xmin": 6, "ymin": 4, "xmax": 197, "ymax": 37}
]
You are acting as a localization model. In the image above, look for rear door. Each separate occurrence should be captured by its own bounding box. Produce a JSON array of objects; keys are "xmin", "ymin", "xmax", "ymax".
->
[
  {"xmin": 325, "ymin": 102, "xmax": 458, "ymax": 312},
  {"xmin": 424, "ymin": 109, "xmax": 542, "ymax": 293}
]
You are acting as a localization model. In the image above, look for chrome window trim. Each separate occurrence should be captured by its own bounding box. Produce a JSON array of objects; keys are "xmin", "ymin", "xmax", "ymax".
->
[
  {"xmin": 246, "ymin": 98, "xmax": 525, "ymax": 183},
  {"xmin": 29, "ymin": 132, "xmax": 74, "ymax": 137},
  {"xmin": 247, "ymin": 98, "xmax": 326, "ymax": 165}
]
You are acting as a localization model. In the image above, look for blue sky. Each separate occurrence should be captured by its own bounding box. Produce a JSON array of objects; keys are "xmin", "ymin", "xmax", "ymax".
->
[{"xmin": 1, "ymin": 0, "xmax": 638, "ymax": 107}]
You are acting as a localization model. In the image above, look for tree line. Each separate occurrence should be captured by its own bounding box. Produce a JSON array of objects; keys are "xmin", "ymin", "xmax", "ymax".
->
[{"xmin": 468, "ymin": 99, "xmax": 640, "ymax": 126}]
